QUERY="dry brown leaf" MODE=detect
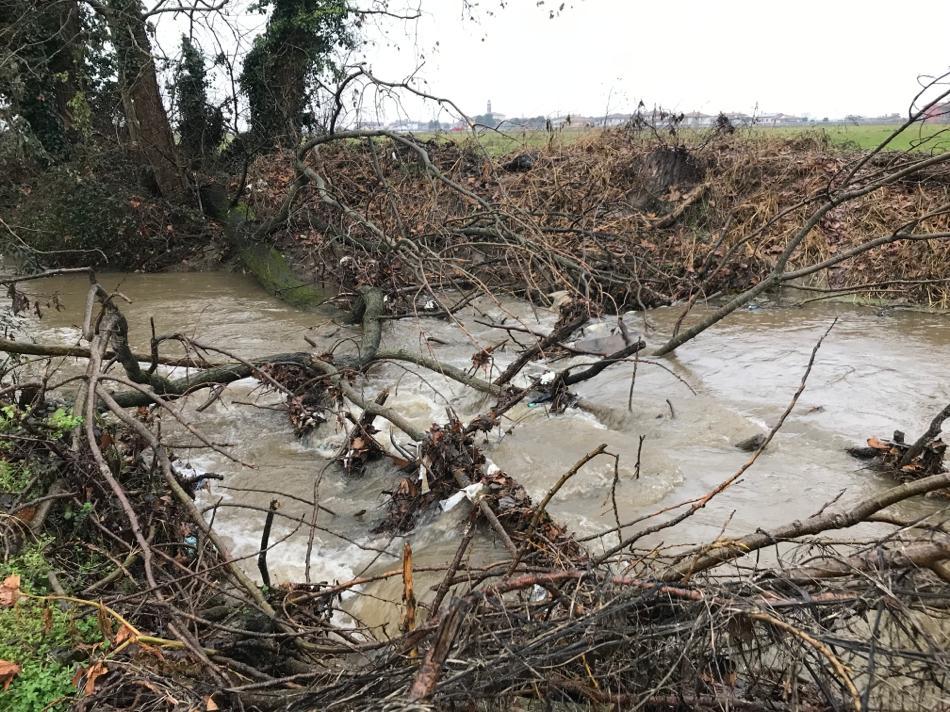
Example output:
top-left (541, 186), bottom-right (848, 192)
top-left (385, 453), bottom-right (410, 468)
top-left (867, 437), bottom-right (889, 450)
top-left (206, 695), bottom-right (220, 711)
top-left (114, 625), bottom-right (135, 645)
top-left (0, 575), bottom-right (21, 607)
top-left (96, 605), bottom-right (114, 640)
top-left (0, 660), bottom-right (20, 691)
top-left (12, 506), bottom-right (36, 524)
top-left (81, 661), bottom-right (109, 696)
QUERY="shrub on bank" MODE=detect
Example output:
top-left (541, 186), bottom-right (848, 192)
top-left (7, 151), bottom-right (216, 272)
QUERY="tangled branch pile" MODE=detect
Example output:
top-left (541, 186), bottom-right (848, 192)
top-left (243, 128), bottom-right (950, 312)
top-left (0, 267), bottom-right (948, 710)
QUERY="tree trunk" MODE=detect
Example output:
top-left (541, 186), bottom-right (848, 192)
top-left (104, 0), bottom-right (184, 198)
top-left (48, 0), bottom-right (83, 137)
top-left (1, 0), bottom-right (84, 159)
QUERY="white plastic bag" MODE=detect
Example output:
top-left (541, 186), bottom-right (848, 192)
top-left (439, 482), bottom-right (485, 512)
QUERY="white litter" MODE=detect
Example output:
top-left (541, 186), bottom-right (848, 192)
top-left (539, 371), bottom-right (556, 385)
top-left (418, 455), bottom-right (431, 494)
top-left (439, 482), bottom-right (484, 512)
top-left (485, 462), bottom-right (501, 476)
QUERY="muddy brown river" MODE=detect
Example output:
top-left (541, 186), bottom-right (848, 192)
top-left (17, 271), bottom-right (950, 630)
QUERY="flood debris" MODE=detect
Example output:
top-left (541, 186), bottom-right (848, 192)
top-left (502, 151), bottom-right (537, 172)
top-left (850, 417), bottom-right (948, 493)
top-left (4, 112), bottom-right (950, 709)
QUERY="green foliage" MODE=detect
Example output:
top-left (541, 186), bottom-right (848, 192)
top-left (240, 0), bottom-right (354, 146)
top-left (2, 537), bottom-right (53, 590)
top-left (0, 460), bottom-right (31, 493)
top-left (0, 404), bottom-right (19, 426)
top-left (8, 158), bottom-right (213, 270)
top-left (62, 501), bottom-right (94, 525)
top-left (0, 589), bottom-right (104, 710)
top-left (174, 35), bottom-right (225, 165)
top-left (0, 10), bottom-right (67, 159)
top-left (12, 168), bottom-right (142, 268)
top-left (0, 539), bottom-right (107, 710)
top-left (45, 408), bottom-right (82, 437)
top-left (66, 92), bottom-right (93, 141)
top-left (78, 8), bottom-right (121, 127)
top-left (0, 0), bottom-right (101, 161)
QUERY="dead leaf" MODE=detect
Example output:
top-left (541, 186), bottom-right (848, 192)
top-left (12, 506), bottom-right (36, 525)
top-left (79, 661), bottom-right (108, 696)
top-left (96, 605), bottom-right (114, 640)
top-left (0, 575), bottom-right (21, 607)
top-left (136, 642), bottom-right (166, 660)
top-left (206, 695), bottom-right (220, 711)
top-left (867, 437), bottom-right (889, 450)
top-left (0, 660), bottom-right (20, 690)
top-left (384, 453), bottom-right (410, 468)
top-left (114, 625), bottom-right (135, 645)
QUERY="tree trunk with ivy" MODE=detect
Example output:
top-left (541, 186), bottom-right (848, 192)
top-left (0, 0), bottom-right (84, 160)
top-left (240, 0), bottom-right (352, 148)
top-left (103, 0), bottom-right (184, 198)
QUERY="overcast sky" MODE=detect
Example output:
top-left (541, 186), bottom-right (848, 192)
top-left (156, 0), bottom-right (950, 122)
top-left (370, 0), bottom-right (950, 120)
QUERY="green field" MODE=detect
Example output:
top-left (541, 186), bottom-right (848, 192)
top-left (417, 123), bottom-right (950, 157)
top-left (763, 123), bottom-right (950, 151)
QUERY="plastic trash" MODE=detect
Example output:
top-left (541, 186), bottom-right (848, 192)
top-left (530, 584), bottom-right (548, 602)
top-left (418, 459), bottom-right (431, 494)
top-left (439, 482), bottom-right (485, 512)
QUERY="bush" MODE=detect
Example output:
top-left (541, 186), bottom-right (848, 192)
top-left (0, 542), bottom-right (105, 711)
top-left (8, 156), bottom-right (214, 271)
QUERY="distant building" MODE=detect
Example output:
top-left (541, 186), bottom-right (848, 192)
top-left (550, 115), bottom-right (594, 128)
top-left (599, 113), bottom-right (631, 127)
top-left (753, 113), bottom-right (810, 126)
top-left (386, 119), bottom-right (428, 132)
top-left (475, 100), bottom-right (506, 126)
top-left (725, 112), bottom-right (754, 126)
top-left (681, 112), bottom-right (715, 128)
top-left (924, 103), bottom-right (950, 123)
